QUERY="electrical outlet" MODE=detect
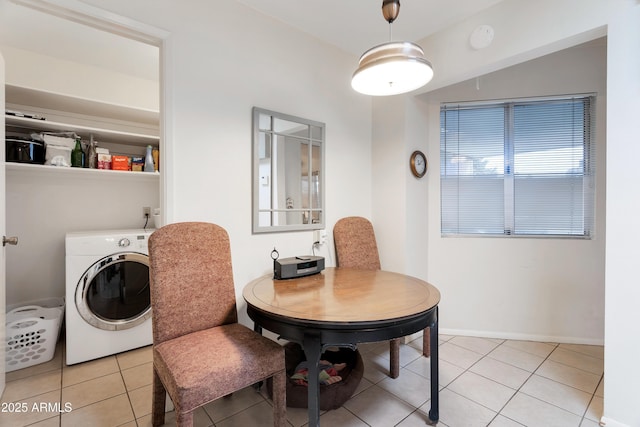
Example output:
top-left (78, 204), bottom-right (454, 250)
top-left (143, 206), bottom-right (151, 218)
top-left (314, 229), bottom-right (327, 245)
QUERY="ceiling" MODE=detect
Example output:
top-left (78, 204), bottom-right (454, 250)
top-left (0, 0), bottom-right (505, 83)
top-left (235, 0), bottom-right (505, 56)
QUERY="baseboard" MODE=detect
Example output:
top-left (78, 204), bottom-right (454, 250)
top-left (438, 328), bottom-right (604, 346)
top-left (600, 416), bottom-right (631, 427)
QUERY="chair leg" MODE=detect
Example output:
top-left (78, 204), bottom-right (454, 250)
top-left (176, 410), bottom-right (194, 427)
top-left (271, 369), bottom-right (287, 427)
top-left (389, 338), bottom-right (400, 379)
top-left (152, 368), bottom-right (167, 427)
top-left (423, 327), bottom-right (431, 357)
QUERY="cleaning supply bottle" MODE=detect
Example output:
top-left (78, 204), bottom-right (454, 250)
top-left (144, 145), bottom-right (155, 172)
top-left (86, 135), bottom-right (97, 168)
top-left (71, 137), bottom-right (83, 167)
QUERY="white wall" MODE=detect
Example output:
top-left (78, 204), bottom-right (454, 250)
top-left (79, 0), bottom-right (373, 326)
top-left (0, 43), bottom-right (161, 306)
top-left (421, 41), bottom-right (606, 344)
top-left (0, 45), bottom-right (158, 112)
top-left (5, 170), bottom-right (159, 304)
top-left (603, 2), bottom-right (640, 426)
top-left (369, 0), bottom-right (638, 425)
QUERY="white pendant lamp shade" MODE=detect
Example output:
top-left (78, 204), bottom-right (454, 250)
top-left (352, 0), bottom-right (433, 96)
top-left (351, 41), bottom-right (434, 96)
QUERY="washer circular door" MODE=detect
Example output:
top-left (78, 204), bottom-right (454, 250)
top-left (76, 252), bottom-right (151, 331)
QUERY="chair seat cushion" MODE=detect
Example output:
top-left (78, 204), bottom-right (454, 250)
top-left (154, 323), bottom-right (284, 412)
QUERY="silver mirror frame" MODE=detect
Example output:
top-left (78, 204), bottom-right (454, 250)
top-left (252, 107), bottom-right (326, 234)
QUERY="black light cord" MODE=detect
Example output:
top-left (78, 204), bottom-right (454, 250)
top-left (143, 213), bottom-right (149, 230)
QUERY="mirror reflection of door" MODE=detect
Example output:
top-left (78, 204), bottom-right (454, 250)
top-left (253, 108), bottom-right (325, 233)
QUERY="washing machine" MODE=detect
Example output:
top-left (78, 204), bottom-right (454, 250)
top-left (65, 229), bottom-right (154, 365)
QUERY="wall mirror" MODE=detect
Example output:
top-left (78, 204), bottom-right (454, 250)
top-left (252, 107), bottom-right (325, 233)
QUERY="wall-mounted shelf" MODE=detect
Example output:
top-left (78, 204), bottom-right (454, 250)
top-left (5, 114), bottom-right (159, 147)
top-left (5, 84), bottom-right (160, 147)
top-left (5, 162), bottom-right (160, 181)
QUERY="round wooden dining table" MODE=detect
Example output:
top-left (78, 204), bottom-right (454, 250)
top-left (243, 267), bottom-right (441, 427)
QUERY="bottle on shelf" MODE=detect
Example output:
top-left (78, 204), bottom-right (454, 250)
top-left (144, 145), bottom-right (155, 173)
top-left (152, 147), bottom-right (159, 172)
top-left (86, 135), bottom-right (97, 169)
top-left (71, 137), bottom-right (83, 168)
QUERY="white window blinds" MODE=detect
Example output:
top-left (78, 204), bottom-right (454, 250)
top-left (440, 95), bottom-right (595, 237)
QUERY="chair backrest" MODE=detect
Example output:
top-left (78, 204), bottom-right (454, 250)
top-left (333, 216), bottom-right (381, 271)
top-left (148, 222), bottom-right (238, 344)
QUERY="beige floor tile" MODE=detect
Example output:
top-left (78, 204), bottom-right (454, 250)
top-left (488, 414), bottom-right (525, 426)
top-left (558, 343), bottom-right (604, 360)
top-left (535, 359), bottom-right (601, 394)
top-left (469, 356), bottom-right (531, 390)
top-left (26, 415), bottom-right (62, 427)
top-left (503, 340), bottom-right (557, 358)
top-left (405, 354), bottom-right (465, 387)
top-left (203, 385), bottom-right (267, 422)
top-left (585, 395), bottom-right (603, 422)
top-left (61, 372), bottom-right (126, 410)
top-left (318, 406), bottom-right (368, 426)
top-left (398, 342), bottom-right (425, 367)
top-left (61, 393), bottom-right (135, 427)
top-left (437, 388), bottom-right (497, 427)
top-left (128, 383), bottom-right (152, 419)
top-left (137, 407), bottom-right (213, 427)
top-left (215, 400), bottom-right (278, 427)
top-left (2, 369), bottom-right (61, 402)
top-left (343, 385), bottom-right (415, 427)
top-left (581, 418), bottom-right (601, 427)
top-left (549, 347), bottom-right (604, 375)
top-left (12, 334), bottom-right (607, 427)
top-left (357, 341), bottom-right (388, 355)
top-left (501, 392), bottom-right (582, 427)
top-left (0, 390), bottom-right (61, 427)
top-left (447, 371), bottom-right (516, 412)
top-left (352, 376), bottom-right (374, 397)
top-left (116, 345), bottom-right (153, 370)
top-left (284, 404), bottom-right (318, 427)
top-left (361, 351), bottom-right (393, 384)
top-left (520, 374), bottom-right (591, 416)
top-left (438, 342), bottom-right (484, 370)
top-left (121, 361), bottom-right (153, 391)
top-left (449, 336), bottom-right (501, 356)
top-left (488, 344), bottom-right (546, 372)
top-left (62, 355), bottom-right (119, 387)
top-left (396, 407), bottom-right (443, 427)
top-left (595, 377), bottom-right (604, 397)
top-left (378, 367), bottom-right (432, 408)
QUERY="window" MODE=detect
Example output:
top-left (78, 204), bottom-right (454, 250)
top-left (440, 95), bottom-right (595, 238)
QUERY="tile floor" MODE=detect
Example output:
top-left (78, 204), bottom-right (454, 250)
top-left (0, 334), bottom-right (603, 426)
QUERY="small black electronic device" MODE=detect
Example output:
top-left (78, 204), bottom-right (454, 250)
top-left (274, 255), bottom-right (325, 280)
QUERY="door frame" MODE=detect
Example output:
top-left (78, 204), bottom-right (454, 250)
top-left (11, 0), bottom-right (173, 225)
top-left (1, 0), bottom-right (172, 394)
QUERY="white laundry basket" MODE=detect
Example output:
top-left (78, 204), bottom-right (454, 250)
top-left (5, 298), bottom-right (64, 372)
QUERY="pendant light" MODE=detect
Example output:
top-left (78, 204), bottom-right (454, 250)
top-left (352, 0), bottom-right (434, 96)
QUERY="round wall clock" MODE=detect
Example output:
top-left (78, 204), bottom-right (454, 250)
top-left (410, 150), bottom-right (427, 178)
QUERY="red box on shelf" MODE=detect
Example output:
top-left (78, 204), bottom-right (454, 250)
top-left (111, 155), bottom-right (130, 171)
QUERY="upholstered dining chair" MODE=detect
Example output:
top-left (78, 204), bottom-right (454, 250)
top-left (333, 216), bottom-right (431, 379)
top-left (148, 222), bottom-right (286, 427)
